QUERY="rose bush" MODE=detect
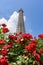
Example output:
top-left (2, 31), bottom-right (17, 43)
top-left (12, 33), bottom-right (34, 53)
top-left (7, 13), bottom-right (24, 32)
top-left (0, 23), bottom-right (43, 65)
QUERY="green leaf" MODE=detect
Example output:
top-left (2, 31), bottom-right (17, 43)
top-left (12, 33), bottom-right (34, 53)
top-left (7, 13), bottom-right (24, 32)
top-left (40, 54), bottom-right (43, 60)
top-left (11, 63), bottom-right (17, 65)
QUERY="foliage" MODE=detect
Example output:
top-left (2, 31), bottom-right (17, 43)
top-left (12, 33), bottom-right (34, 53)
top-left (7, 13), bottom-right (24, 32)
top-left (0, 23), bottom-right (43, 65)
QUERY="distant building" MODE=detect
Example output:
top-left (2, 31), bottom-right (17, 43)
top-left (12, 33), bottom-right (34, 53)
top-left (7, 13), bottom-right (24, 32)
top-left (16, 8), bottom-right (25, 33)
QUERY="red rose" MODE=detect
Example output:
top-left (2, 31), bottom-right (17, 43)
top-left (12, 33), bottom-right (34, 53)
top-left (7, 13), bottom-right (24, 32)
top-left (22, 33), bottom-right (33, 39)
top-left (8, 42), bottom-right (13, 45)
top-left (9, 35), bottom-right (17, 40)
top-left (2, 46), bottom-right (7, 50)
top-left (35, 53), bottom-right (40, 61)
top-left (1, 49), bottom-right (8, 56)
top-left (17, 37), bottom-right (26, 43)
top-left (15, 33), bottom-right (19, 36)
top-left (30, 39), bottom-right (36, 43)
top-left (25, 43), bottom-right (36, 52)
top-left (38, 34), bottom-right (43, 39)
top-left (2, 28), bottom-right (9, 33)
top-left (3, 45), bottom-right (12, 50)
top-left (2, 23), bottom-right (6, 27)
top-left (32, 50), bottom-right (40, 61)
top-left (6, 45), bottom-right (12, 49)
top-left (40, 48), bottom-right (43, 54)
top-left (0, 56), bottom-right (10, 65)
top-left (0, 39), bottom-right (5, 45)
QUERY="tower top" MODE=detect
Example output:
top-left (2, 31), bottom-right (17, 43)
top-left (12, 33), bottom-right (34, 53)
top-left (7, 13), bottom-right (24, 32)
top-left (18, 8), bottom-right (24, 13)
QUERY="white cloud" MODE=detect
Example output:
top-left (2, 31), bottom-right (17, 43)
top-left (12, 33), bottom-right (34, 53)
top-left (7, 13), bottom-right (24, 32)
top-left (24, 16), bottom-right (26, 22)
top-left (7, 11), bottom-right (19, 33)
top-left (0, 11), bottom-right (26, 33)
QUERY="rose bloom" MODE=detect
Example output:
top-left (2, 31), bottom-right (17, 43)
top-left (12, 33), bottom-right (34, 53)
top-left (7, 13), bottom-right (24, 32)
top-left (7, 42), bottom-right (13, 45)
top-left (7, 45), bottom-right (12, 49)
top-left (35, 53), bottom-right (40, 61)
top-left (30, 39), bottom-right (36, 43)
top-left (32, 50), bottom-right (40, 61)
top-left (0, 56), bottom-right (10, 65)
top-left (38, 34), bottom-right (43, 39)
top-left (25, 43), bottom-right (36, 52)
top-left (1, 49), bottom-right (8, 56)
top-left (17, 37), bottom-right (26, 43)
top-left (15, 33), bottom-right (19, 36)
top-left (3, 45), bottom-right (12, 50)
top-left (1, 23), bottom-right (6, 27)
top-left (22, 33), bottom-right (33, 40)
top-left (0, 39), bottom-right (5, 45)
top-left (9, 35), bottom-right (17, 40)
top-left (2, 28), bottom-right (9, 33)
top-left (40, 48), bottom-right (43, 54)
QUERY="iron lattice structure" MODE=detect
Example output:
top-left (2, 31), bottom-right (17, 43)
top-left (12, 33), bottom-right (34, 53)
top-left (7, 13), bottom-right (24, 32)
top-left (16, 8), bottom-right (25, 33)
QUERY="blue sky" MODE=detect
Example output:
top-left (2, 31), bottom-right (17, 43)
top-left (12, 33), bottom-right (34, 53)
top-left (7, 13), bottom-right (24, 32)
top-left (0, 0), bottom-right (43, 37)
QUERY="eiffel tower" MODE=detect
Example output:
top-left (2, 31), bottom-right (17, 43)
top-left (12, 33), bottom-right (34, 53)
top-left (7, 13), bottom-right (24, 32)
top-left (16, 8), bottom-right (25, 33)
